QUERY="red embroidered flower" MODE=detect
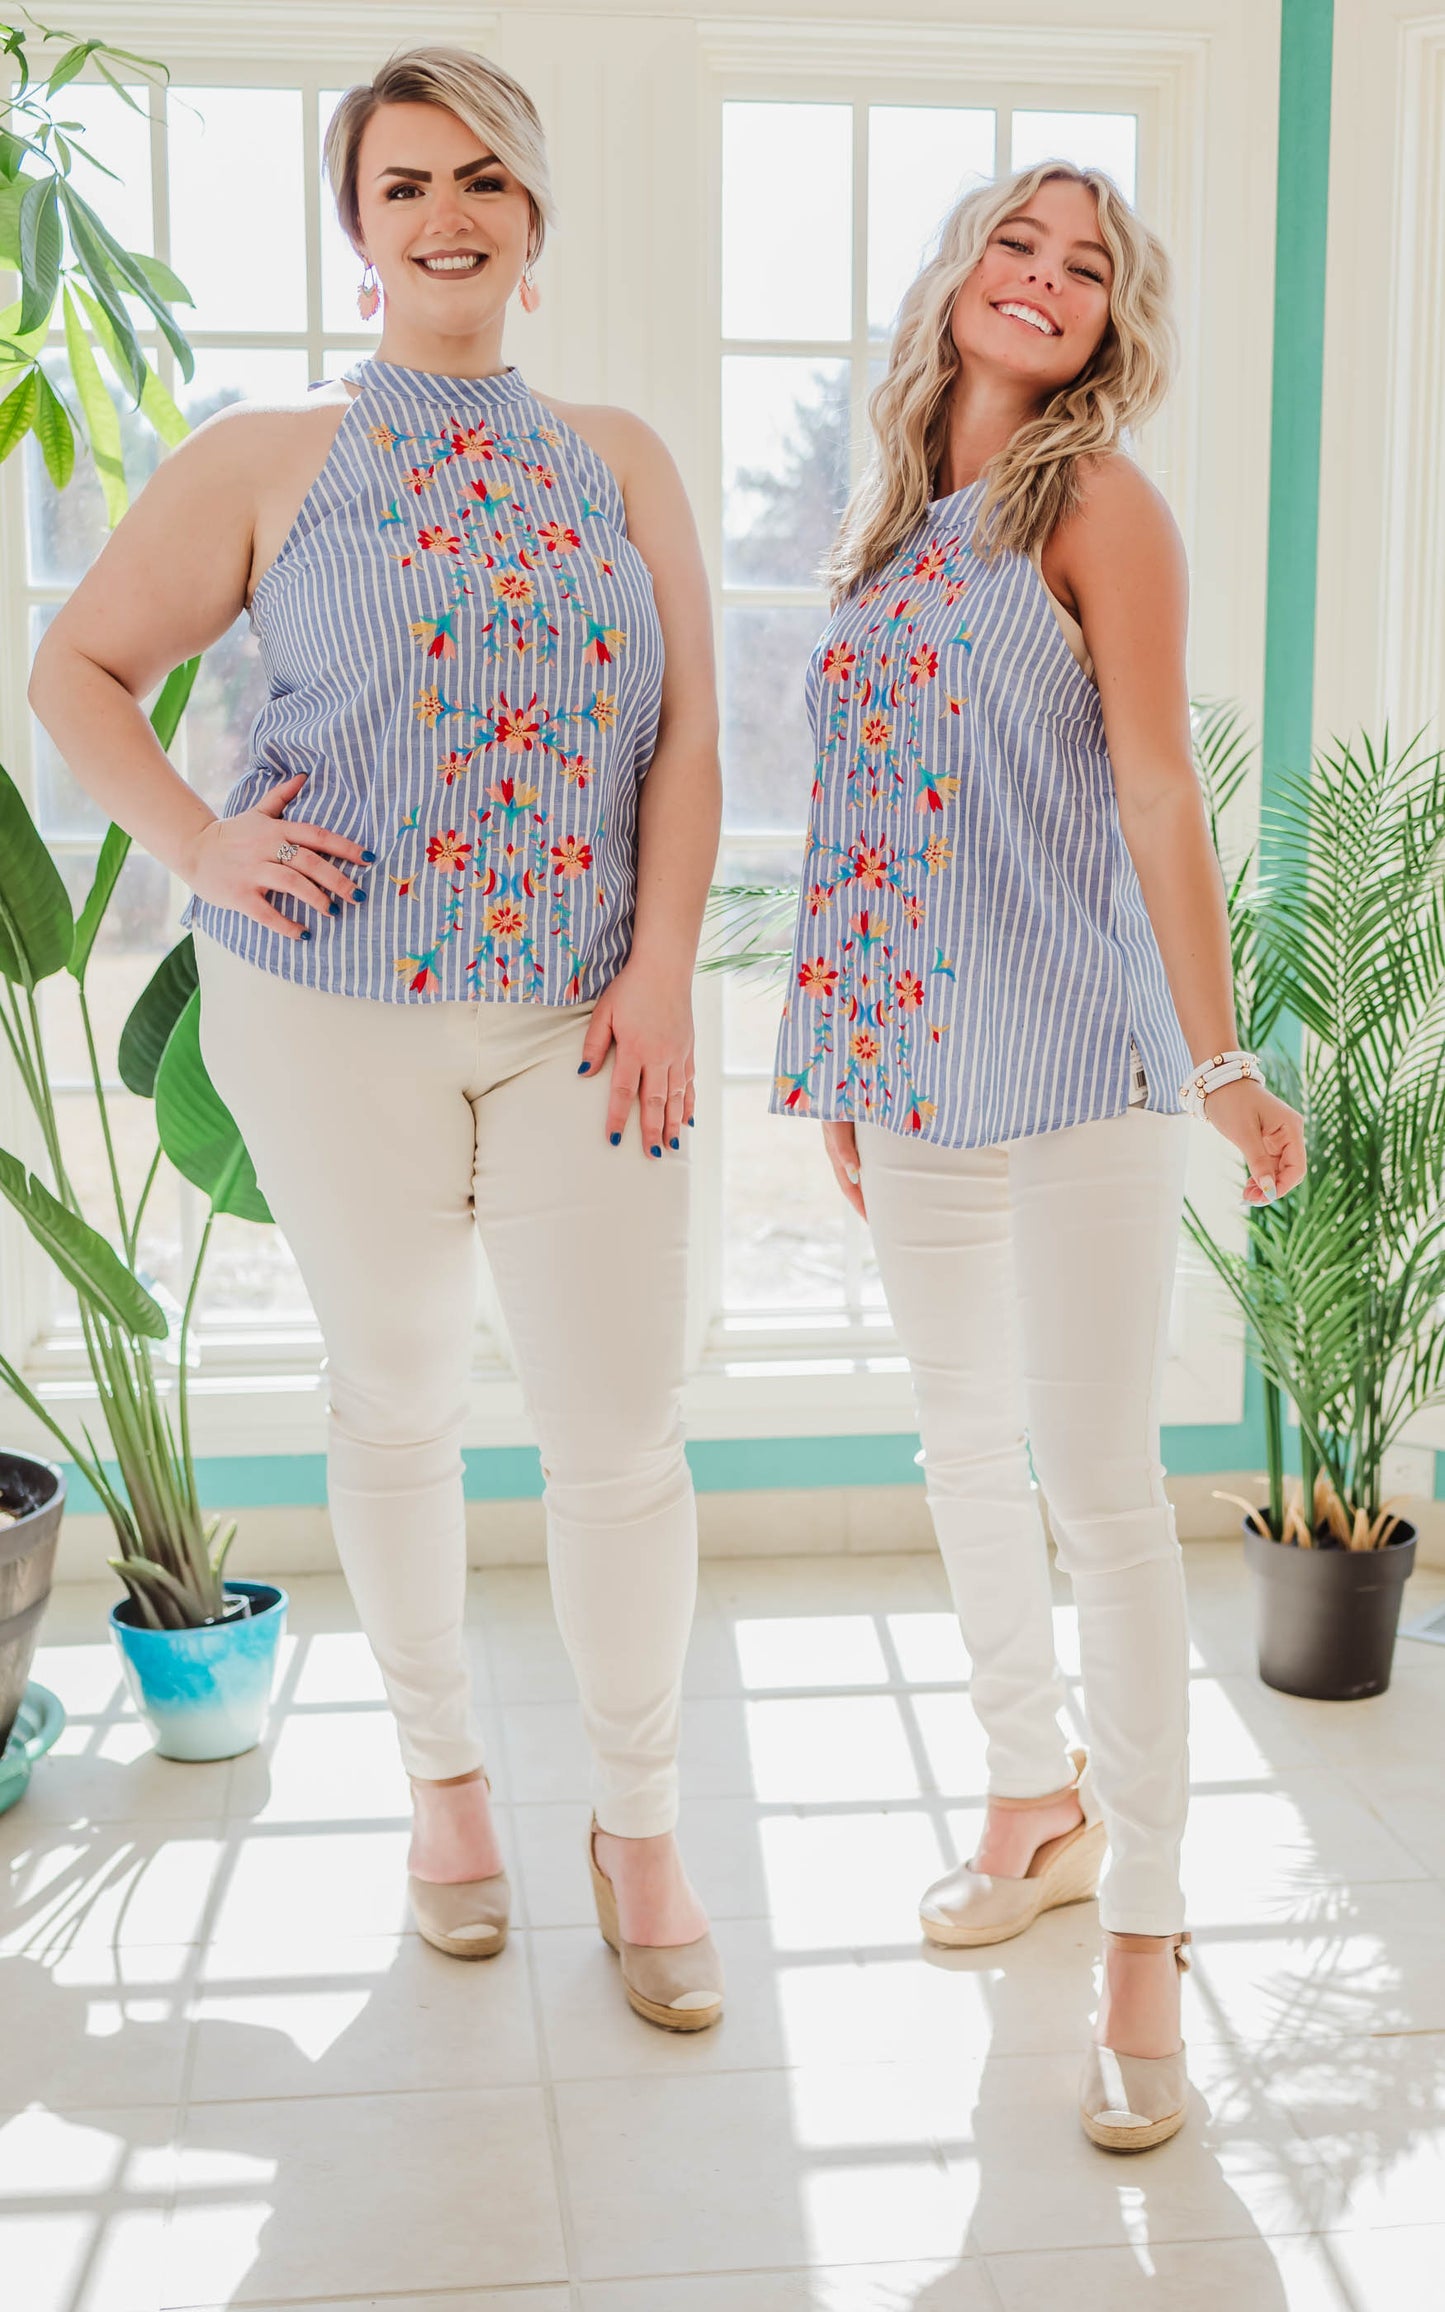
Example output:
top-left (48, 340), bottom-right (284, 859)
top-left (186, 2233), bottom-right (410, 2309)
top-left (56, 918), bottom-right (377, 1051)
top-left (538, 521), bottom-right (581, 554)
top-left (403, 466), bottom-right (435, 495)
top-left (797, 958), bottom-right (839, 998)
top-left (850, 1028), bottom-right (881, 1065)
top-left (427, 830), bottom-right (473, 872)
top-left (550, 835), bottom-right (593, 880)
top-left (902, 893), bottom-right (926, 929)
top-left (452, 423), bottom-right (498, 459)
top-left (895, 970), bottom-right (925, 1010)
top-left (821, 642), bottom-right (857, 684)
top-left (436, 751), bottom-right (474, 785)
top-left (849, 845), bottom-right (890, 889)
top-left (805, 882), bottom-right (834, 917)
top-left (908, 646), bottom-right (938, 685)
top-left (494, 696), bottom-right (543, 752)
top-left (417, 526), bottom-right (461, 556)
top-left (485, 900), bottom-right (526, 938)
top-left (557, 753), bottom-right (594, 788)
top-left (860, 713), bottom-right (892, 751)
top-left (911, 544), bottom-right (947, 582)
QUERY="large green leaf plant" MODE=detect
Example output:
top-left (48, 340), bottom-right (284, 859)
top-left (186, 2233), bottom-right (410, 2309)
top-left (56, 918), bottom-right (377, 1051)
top-left (0, 21), bottom-right (271, 1628)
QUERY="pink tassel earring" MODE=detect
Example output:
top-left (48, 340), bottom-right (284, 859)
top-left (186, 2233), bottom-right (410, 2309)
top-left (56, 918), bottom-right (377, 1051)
top-left (519, 264), bottom-right (540, 314)
top-left (357, 262), bottom-right (380, 321)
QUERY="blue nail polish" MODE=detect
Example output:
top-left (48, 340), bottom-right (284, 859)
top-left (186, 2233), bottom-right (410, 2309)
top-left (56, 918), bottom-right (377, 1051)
top-left (577, 1061), bottom-right (591, 1075)
top-left (361, 849), bottom-right (377, 864)
top-left (609, 1131), bottom-right (622, 1146)
top-left (298, 928), bottom-right (311, 942)
top-left (328, 899), bottom-right (341, 916)
top-left (687, 1115), bottom-right (695, 1127)
top-left (669, 1137), bottom-right (680, 1150)
top-left (650, 1144), bottom-right (662, 1158)
top-left (353, 887), bottom-right (367, 902)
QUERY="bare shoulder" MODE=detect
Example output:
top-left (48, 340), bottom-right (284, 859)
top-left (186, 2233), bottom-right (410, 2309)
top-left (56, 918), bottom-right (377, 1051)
top-left (152, 383), bottom-right (355, 490)
top-left (1061, 451), bottom-right (1182, 559)
top-left (529, 390), bottom-right (673, 493)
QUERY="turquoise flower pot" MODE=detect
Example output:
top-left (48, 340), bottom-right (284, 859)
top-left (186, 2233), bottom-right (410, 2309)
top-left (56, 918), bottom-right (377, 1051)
top-left (109, 1579), bottom-right (287, 1760)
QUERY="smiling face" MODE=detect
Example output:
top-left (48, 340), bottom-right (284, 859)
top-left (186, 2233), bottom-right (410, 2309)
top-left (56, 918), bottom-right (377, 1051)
top-left (351, 99), bottom-right (535, 330)
top-left (948, 175), bottom-right (1115, 403)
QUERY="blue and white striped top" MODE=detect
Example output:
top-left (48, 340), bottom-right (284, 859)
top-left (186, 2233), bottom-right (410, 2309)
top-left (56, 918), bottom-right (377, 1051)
top-left (185, 357), bottom-right (665, 1003)
top-left (771, 477), bottom-right (1193, 1147)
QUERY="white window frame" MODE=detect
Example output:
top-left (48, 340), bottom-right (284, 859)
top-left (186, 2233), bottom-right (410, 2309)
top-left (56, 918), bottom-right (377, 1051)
top-left (0, 3), bottom-right (1257, 1461)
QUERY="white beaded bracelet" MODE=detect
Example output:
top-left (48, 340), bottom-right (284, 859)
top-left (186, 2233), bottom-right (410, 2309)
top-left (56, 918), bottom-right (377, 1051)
top-left (1178, 1049), bottom-right (1266, 1119)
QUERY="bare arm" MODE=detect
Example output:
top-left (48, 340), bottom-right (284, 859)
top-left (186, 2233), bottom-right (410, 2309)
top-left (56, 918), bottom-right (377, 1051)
top-left (574, 409), bottom-right (723, 1153)
top-left (1055, 455), bottom-right (1305, 1202)
top-left (28, 407), bottom-right (363, 939)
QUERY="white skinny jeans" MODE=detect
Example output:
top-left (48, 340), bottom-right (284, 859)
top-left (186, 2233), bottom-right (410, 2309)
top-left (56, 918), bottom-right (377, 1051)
top-left (856, 1106), bottom-right (1192, 1933)
top-left (195, 932), bottom-right (698, 1835)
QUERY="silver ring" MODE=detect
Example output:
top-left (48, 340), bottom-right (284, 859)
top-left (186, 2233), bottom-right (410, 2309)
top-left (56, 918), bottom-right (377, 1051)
top-left (275, 839), bottom-right (298, 865)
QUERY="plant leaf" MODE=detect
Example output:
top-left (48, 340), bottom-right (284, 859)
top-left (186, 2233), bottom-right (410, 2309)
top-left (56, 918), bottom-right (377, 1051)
top-left (119, 935), bottom-right (197, 1095)
top-left (155, 992), bottom-right (273, 1223)
top-left (0, 1145), bottom-right (168, 1337)
top-left (30, 361), bottom-right (74, 489)
top-left (61, 282), bottom-right (125, 520)
top-left (72, 281), bottom-right (188, 445)
top-left (42, 41), bottom-right (97, 100)
top-left (0, 753), bottom-right (75, 984)
top-left (57, 189), bottom-right (145, 397)
top-left (0, 366), bottom-right (37, 460)
top-left (17, 173), bottom-right (60, 333)
top-left (57, 182), bottom-right (194, 382)
top-left (122, 250), bottom-right (193, 307)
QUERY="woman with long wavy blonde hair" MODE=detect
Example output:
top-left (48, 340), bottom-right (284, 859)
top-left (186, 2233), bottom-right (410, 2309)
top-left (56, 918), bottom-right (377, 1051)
top-left (773, 161), bottom-right (1306, 2148)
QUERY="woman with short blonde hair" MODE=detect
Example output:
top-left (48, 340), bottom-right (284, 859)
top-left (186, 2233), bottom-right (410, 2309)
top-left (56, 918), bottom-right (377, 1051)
top-left (774, 160), bottom-right (1306, 2147)
top-left (31, 43), bottom-right (726, 2031)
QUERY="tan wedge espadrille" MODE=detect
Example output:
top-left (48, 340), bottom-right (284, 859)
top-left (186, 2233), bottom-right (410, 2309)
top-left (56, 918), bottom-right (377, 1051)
top-left (407, 1772), bottom-right (511, 1959)
top-left (918, 1744), bottom-right (1106, 1948)
top-left (588, 1815), bottom-right (724, 2032)
top-left (1080, 1930), bottom-right (1193, 2150)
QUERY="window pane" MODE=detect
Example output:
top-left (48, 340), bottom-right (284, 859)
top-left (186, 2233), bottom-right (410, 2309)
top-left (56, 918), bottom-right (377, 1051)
top-left (25, 355), bottom-right (159, 586)
top-left (59, 82), bottom-right (153, 254)
top-left (179, 347), bottom-right (312, 425)
top-left (722, 103), bottom-right (852, 341)
top-left (723, 604), bottom-right (828, 832)
top-left (868, 107), bottom-right (995, 337)
top-left (167, 87), bottom-right (306, 331)
top-left (320, 90), bottom-right (384, 338)
top-left (200, 1216), bottom-right (312, 1321)
top-left (1011, 111), bottom-right (1138, 204)
top-left (723, 357), bottom-right (850, 587)
top-left (51, 1087), bottom-right (183, 1307)
top-left (183, 615), bottom-right (269, 815)
top-left (41, 850), bottom-right (175, 1082)
top-left (725, 1076), bottom-right (845, 1312)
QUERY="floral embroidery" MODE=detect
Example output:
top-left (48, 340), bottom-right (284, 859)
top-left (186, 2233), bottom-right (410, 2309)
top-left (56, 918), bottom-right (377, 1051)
top-left (356, 391), bottom-right (645, 999)
top-left (775, 520), bottom-right (975, 1132)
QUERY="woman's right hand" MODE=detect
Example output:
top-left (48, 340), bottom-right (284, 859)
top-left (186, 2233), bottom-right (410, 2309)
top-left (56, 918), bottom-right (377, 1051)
top-left (823, 1118), bottom-right (867, 1218)
top-left (182, 772), bottom-right (367, 941)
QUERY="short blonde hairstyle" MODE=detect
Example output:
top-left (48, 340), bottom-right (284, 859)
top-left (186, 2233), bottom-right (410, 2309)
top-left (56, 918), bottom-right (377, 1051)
top-left (825, 161), bottom-right (1177, 601)
top-left (323, 44), bottom-right (556, 269)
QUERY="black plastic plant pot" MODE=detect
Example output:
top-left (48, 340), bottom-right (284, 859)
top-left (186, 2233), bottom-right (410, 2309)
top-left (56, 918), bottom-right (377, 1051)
top-left (0, 1452), bottom-right (66, 1755)
top-left (1242, 1512), bottom-right (1417, 1700)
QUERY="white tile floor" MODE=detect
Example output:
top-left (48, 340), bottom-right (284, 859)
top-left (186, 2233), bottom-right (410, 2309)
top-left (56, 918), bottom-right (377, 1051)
top-left (5, 1540), bottom-right (1445, 2311)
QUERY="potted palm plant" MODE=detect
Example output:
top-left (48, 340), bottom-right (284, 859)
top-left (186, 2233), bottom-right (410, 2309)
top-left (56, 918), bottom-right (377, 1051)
top-left (1185, 720), bottom-right (1445, 1699)
top-left (0, 18), bottom-right (286, 1759)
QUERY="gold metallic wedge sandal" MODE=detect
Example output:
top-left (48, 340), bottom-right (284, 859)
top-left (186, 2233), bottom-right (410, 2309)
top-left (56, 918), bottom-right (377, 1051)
top-left (407, 1772), bottom-right (511, 1959)
top-left (1079, 1930), bottom-right (1193, 2151)
top-left (588, 1815), bottom-right (724, 2032)
top-left (919, 1744), bottom-right (1106, 1949)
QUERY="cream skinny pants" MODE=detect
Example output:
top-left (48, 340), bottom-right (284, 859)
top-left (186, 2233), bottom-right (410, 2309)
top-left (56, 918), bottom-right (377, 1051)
top-left (857, 1106), bottom-right (1193, 1932)
top-left (195, 932), bottom-right (697, 1835)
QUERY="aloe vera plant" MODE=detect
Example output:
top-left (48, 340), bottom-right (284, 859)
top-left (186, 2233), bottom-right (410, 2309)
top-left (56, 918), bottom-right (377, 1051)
top-left (0, 21), bottom-right (273, 1627)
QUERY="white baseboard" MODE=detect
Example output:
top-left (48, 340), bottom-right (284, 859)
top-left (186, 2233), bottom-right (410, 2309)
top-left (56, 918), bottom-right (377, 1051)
top-left (52, 1470), bottom-right (1442, 1583)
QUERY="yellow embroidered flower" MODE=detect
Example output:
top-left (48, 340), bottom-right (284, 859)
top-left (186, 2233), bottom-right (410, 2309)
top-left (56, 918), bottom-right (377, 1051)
top-left (366, 424), bottom-right (398, 449)
top-left (413, 689), bottom-right (446, 726)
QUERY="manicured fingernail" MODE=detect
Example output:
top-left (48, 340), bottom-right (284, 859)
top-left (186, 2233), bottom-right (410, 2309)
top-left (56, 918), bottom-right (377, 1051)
top-left (577, 1061), bottom-right (592, 1075)
top-left (361, 849), bottom-right (377, 864)
top-left (669, 1137), bottom-right (680, 1150)
top-left (609, 1131), bottom-right (621, 1146)
top-left (687, 1115), bottom-right (695, 1127)
top-left (845, 1167), bottom-right (860, 1184)
top-left (328, 900), bottom-right (341, 916)
top-left (1261, 1180), bottom-right (1277, 1201)
top-left (650, 1144), bottom-right (662, 1158)
top-left (298, 928), bottom-right (311, 942)
top-left (353, 888), bottom-right (367, 902)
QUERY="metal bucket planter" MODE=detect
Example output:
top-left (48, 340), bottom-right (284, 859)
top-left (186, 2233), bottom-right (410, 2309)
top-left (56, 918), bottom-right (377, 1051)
top-left (110, 1578), bottom-right (288, 1760)
top-left (1243, 1514), bottom-right (1417, 1699)
top-left (0, 1452), bottom-right (65, 1756)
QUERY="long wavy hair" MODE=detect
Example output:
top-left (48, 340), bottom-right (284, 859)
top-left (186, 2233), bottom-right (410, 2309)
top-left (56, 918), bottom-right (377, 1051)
top-left (824, 161), bottom-right (1177, 604)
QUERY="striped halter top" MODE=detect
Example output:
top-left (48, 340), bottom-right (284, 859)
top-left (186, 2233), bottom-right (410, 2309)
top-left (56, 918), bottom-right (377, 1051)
top-left (185, 356), bottom-right (665, 1003)
top-left (771, 477), bottom-right (1192, 1148)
